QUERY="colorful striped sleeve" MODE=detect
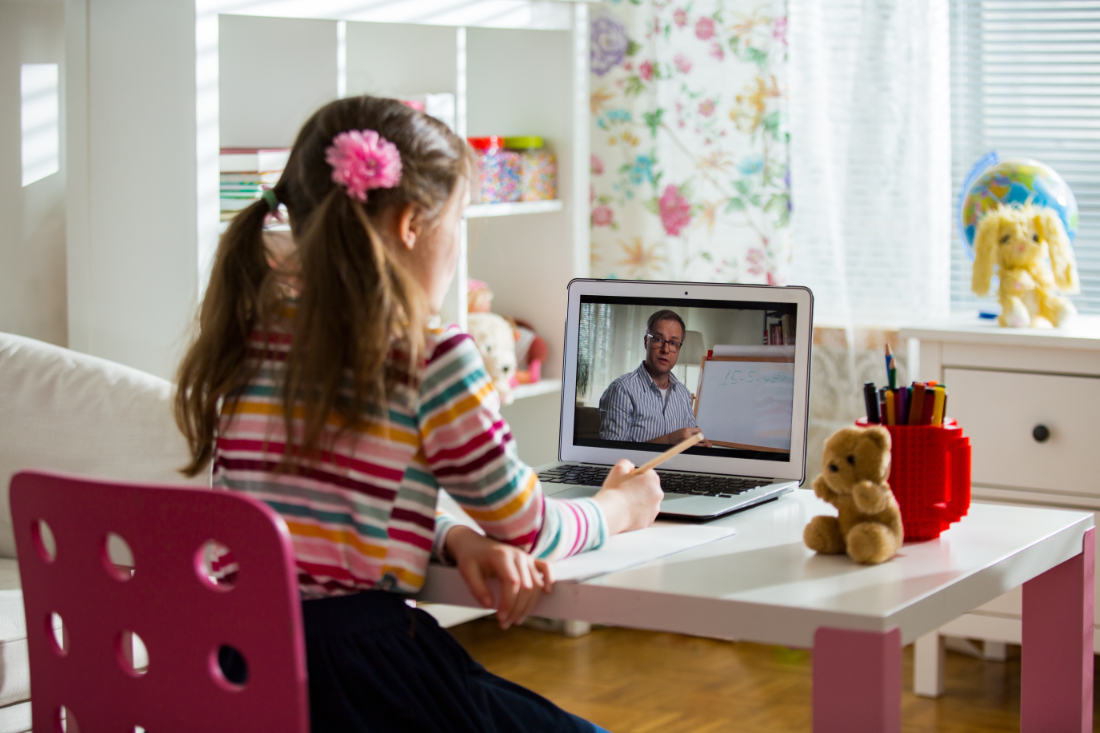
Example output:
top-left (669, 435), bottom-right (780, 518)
top-left (431, 511), bottom-right (465, 563)
top-left (419, 327), bottom-right (607, 562)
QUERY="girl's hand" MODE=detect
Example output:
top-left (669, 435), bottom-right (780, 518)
top-left (444, 526), bottom-right (553, 630)
top-left (592, 459), bottom-right (663, 535)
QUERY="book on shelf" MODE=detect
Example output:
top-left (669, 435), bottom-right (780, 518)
top-left (220, 204), bottom-right (290, 223)
top-left (220, 184), bottom-right (268, 195)
top-left (220, 147), bottom-right (291, 174)
top-left (219, 197), bottom-right (256, 212)
top-left (764, 312), bottom-right (794, 346)
top-left (220, 171), bottom-right (281, 185)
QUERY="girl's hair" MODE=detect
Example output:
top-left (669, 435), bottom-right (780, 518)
top-left (176, 96), bottom-right (474, 476)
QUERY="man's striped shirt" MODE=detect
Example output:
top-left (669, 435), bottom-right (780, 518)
top-left (597, 362), bottom-right (698, 442)
top-left (212, 318), bottom-right (607, 598)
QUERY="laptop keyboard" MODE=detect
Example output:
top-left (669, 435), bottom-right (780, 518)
top-left (537, 465), bottom-right (765, 498)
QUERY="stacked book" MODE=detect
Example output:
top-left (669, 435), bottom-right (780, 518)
top-left (220, 148), bottom-right (290, 220)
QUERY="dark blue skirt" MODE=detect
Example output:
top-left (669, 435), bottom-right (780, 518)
top-left (301, 590), bottom-right (602, 733)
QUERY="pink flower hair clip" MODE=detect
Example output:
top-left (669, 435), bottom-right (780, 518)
top-left (324, 129), bottom-right (402, 202)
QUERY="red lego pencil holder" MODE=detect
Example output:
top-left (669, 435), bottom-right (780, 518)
top-left (855, 418), bottom-right (972, 541)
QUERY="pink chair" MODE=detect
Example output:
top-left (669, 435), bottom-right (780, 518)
top-left (9, 470), bottom-right (308, 732)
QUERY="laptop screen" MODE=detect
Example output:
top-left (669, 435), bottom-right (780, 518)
top-left (559, 280), bottom-right (812, 481)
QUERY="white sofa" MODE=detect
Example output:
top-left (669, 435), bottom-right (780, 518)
top-left (0, 332), bottom-right (207, 731)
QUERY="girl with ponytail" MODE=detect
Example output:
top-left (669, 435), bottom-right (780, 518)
top-left (175, 96), bottom-right (660, 733)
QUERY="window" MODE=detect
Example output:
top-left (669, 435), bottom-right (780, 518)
top-left (20, 63), bottom-right (60, 187)
top-left (950, 1), bottom-right (1100, 313)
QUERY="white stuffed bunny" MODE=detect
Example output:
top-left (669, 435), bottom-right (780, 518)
top-left (466, 313), bottom-right (518, 405)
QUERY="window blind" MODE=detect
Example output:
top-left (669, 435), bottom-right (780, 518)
top-left (950, 0), bottom-right (1100, 314)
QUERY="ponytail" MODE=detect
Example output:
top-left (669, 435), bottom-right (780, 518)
top-left (284, 190), bottom-right (426, 461)
top-left (175, 198), bottom-right (275, 476)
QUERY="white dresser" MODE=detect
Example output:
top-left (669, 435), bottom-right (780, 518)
top-left (900, 315), bottom-right (1100, 697)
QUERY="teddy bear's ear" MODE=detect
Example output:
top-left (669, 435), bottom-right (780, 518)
top-left (971, 211), bottom-right (1002, 297)
top-left (858, 426), bottom-right (892, 481)
top-left (1036, 209), bottom-right (1080, 294)
top-left (862, 425), bottom-right (891, 452)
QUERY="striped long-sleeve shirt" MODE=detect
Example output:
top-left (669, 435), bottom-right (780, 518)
top-left (212, 316), bottom-right (608, 598)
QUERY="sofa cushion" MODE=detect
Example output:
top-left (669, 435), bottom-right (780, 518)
top-left (0, 559), bottom-right (27, 710)
top-left (0, 333), bottom-right (208, 558)
top-left (0, 702), bottom-right (29, 733)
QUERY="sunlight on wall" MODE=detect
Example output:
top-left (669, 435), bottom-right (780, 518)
top-left (337, 20), bottom-right (347, 98)
top-left (21, 63), bottom-right (59, 187)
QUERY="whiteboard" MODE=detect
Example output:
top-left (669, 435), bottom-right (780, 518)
top-left (694, 346), bottom-right (795, 452)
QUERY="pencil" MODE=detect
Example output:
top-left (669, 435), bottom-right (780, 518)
top-left (629, 432), bottom-right (705, 476)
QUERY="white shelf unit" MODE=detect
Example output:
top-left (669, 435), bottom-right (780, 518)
top-left (512, 378), bottom-right (562, 400)
top-left (66, 0), bottom-right (590, 466)
top-left (466, 199), bottom-right (564, 218)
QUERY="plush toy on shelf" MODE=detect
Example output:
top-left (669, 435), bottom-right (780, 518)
top-left (971, 203), bottom-right (1080, 328)
top-left (510, 318), bottom-right (548, 385)
top-left (467, 278), bottom-right (494, 315)
top-left (803, 425), bottom-right (903, 565)
top-left (466, 312), bottom-right (518, 405)
top-left (465, 278), bottom-right (549, 392)
top-left (961, 157), bottom-right (1080, 328)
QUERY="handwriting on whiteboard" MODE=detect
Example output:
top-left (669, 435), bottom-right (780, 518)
top-left (717, 369), bottom-right (790, 387)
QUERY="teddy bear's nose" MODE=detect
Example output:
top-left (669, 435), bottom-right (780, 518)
top-left (828, 464), bottom-right (838, 472)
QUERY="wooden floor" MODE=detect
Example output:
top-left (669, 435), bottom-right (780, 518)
top-left (451, 619), bottom-right (1100, 732)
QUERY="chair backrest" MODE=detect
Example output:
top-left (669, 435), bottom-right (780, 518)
top-left (10, 470), bottom-right (308, 733)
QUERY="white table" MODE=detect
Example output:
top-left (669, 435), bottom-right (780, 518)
top-left (418, 489), bottom-right (1095, 732)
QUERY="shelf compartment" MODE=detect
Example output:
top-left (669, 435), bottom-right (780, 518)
top-left (512, 378), bottom-right (562, 400)
top-left (217, 220), bottom-right (290, 235)
top-left (466, 200), bottom-right (563, 218)
top-left (216, 199), bottom-right (563, 233)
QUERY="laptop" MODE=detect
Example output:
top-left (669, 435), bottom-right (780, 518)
top-left (536, 279), bottom-right (814, 520)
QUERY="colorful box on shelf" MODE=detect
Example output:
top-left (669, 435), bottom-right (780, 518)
top-left (856, 417), bottom-right (972, 541)
top-left (468, 136), bottom-right (520, 203)
top-left (504, 136), bottom-right (556, 202)
top-left (467, 136), bottom-right (557, 204)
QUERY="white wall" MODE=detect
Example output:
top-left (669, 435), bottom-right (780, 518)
top-left (0, 0), bottom-right (66, 347)
top-left (219, 15), bottom-right (338, 149)
top-left (66, 0), bottom-right (199, 379)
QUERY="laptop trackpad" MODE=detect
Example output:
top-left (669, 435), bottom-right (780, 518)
top-left (543, 485), bottom-right (694, 505)
top-left (544, 485), bottom-right (600, 499)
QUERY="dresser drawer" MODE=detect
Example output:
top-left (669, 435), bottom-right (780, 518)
top-left (944, 368), bottom-right (1100, 495)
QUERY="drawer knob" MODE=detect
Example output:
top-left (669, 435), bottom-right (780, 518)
top-left (1032, 424), bottom-right (1051, 443)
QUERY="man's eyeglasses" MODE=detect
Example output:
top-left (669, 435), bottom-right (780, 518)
top-left (646, 334), bottom-right (683, 352)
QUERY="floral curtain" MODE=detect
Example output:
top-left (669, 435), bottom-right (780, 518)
top-left (588, 0), bottom-right (789, 284)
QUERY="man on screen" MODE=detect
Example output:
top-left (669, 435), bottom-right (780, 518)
top-left (598, 310), bottom-right (712, 447)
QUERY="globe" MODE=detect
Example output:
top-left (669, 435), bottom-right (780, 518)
top-left (959, 158), bottom-right (1078, 262)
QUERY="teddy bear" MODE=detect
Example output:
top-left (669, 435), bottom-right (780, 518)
top-left (803, 425), bottom-right (903, 565)
top-left (971, 202), bottom-right (1080, 328)
top-left (467, 312), bottom-right (518, 405)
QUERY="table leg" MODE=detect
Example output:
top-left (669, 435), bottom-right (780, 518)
top-left (813, 626), bottom-right (901, 733)
top-left (1021, 526), bottom-right (1094, 733)
top-left (913, 630), bottom-right (945, 698)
